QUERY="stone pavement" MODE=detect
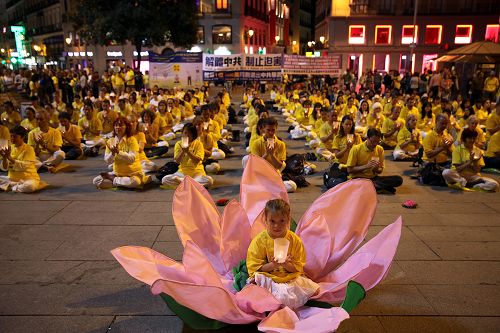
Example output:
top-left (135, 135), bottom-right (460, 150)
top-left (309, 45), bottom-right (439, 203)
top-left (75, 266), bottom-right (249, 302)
top-left (1, 90), bottom-right (500, 333)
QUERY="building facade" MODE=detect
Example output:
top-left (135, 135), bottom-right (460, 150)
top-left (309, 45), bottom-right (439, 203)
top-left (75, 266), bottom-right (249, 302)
top-left (0, 0), bottom-right (316, 72)
top-left (315, 0), bottom-right (499, 75)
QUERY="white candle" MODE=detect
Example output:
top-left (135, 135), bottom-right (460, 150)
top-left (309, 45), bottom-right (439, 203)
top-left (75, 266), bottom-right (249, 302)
top-left (274, 238), bottom-right (290, 264)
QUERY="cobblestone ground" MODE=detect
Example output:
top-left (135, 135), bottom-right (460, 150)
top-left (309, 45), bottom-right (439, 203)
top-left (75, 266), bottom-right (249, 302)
top-left (1, 87), bottom-right (499, 333)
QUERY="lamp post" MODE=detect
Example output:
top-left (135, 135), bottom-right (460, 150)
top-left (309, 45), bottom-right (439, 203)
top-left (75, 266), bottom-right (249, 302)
top-left (65, 36), bottom-right (72, 69)
top-left (246, 29), bottom-right (254, 54)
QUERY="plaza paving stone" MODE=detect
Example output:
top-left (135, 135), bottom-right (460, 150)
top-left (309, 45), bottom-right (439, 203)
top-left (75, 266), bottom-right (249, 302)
top-left (1, 88), bottom-right (499, 332)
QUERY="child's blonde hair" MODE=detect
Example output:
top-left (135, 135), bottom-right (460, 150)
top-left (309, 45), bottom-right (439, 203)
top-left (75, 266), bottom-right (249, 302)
top-left (264, 199), bottom-right (290, 218)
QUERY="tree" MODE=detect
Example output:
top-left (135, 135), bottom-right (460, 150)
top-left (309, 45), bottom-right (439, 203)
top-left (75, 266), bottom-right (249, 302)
top-left (71, 0), bottom-right (198, 68)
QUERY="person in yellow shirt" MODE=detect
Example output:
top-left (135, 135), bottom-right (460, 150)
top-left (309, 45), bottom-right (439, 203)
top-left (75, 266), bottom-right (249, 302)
top-left (475, 99), bottom-right (491, 126)
top-left (98, 99), bottom-right (118, 137)
top-left (20, 107), bottom-right (38, 132)
top-left (332, 115), bottom-right (362, 166)
top-left (247, 117), bottom-right (297, 193)
top-left (381, 106), bottom-right (403, 149)
top-left (485, 103), bottom-right (500, 139)
top-left (418, 102), bottom-right (435, 137)
top-left (72, 95), bottom-right (84, 115)
top-left (125, 66), bottom-right (135, 89)
top-left (0, 125), bottom-right (42, 193)
top-left (58, 112), bottom-right (83, 160)
top-left (129, 115), bottom-right (158, 173)
top-left (93, 116), bottom-right (149, 189)
top-left (193, 117), bottom-right (222, 174)
top-left (307, 105), bottom-right (328, 149)
top-left (316, 110), bottom-right (340, 161)
top-left (393, 114), bottom-right (422, 161)
top-left (422, 114), bottom-right (454, 166)
top-left (484, 131), bottom-right (499, 169)
top-left (78, 103), bottom-right (104, 156)
top-left (52, 92), bottom-right (66, 114)
top-left (161, 123), bottom-right (213, 188)
top-left (483, 71), bottom-right (499, 101)
top-left (28, 111), bottom-right (65, 172)
top-left (366, 102), bottom-right (384, 130)
top-left (342, 97), bottom-right (357, 119)
top-left (140, 110), bottom-right (169, 159)
top-left (346, 127), bottom-right (403, 194)
top-left (157, 100), bottom-right (175, 142)
top-left (442, 128), bottom-right (498, 191)
top-left (458, 115), bottom-right (485, 150)
top-left (355, 100), bottom-right (370, 135)
top-left (246, 199), bottom-right (319, 309)
top-left (400, 97), bottom-right (419, 123)
top-left (115, 98), bottom-right (133, 118)
top-left (1, 101), bottom-right (22, 130)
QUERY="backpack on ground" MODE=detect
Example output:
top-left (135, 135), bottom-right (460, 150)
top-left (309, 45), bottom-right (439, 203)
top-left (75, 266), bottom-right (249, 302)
top-left (417, 162), bottom-right (447, 186)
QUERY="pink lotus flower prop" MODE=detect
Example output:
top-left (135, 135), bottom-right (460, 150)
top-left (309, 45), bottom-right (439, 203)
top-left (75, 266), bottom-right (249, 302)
top-left (112, 155), bottom-right (402, 332)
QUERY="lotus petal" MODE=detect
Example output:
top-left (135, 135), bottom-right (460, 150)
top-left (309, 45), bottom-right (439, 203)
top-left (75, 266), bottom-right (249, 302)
top-left (313, 218), bottom-right (402, 303)
top-left (151, 279), bottom-right (263, 324)
top-left (296, 179), bottom-right (377, 280)
top-left (240, 155), bottom-right (288, 236)
top-left (220, 200), bottom-right (252, 274)
top-left (235, 284), bottom-right (282, 314)
top-left (173, 177), bottom-right (225, 273)
top-left (111, 246), bottom-right (191, 285)
top-left (257, 306), bottom-right (349, 333)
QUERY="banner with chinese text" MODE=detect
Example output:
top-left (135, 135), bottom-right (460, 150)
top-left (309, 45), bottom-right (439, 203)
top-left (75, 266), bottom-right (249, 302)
top-left (203, 54), bottom-right (282, 81)
top-left (283, 55), bottom-right (342, 76)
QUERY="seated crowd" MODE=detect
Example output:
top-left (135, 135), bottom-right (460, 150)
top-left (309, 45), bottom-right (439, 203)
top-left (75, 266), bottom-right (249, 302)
top-left (0, 68), bottom-right (499, 194)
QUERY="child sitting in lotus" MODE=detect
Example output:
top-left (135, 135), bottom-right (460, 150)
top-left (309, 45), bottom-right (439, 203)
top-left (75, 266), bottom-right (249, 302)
top-left (246, 199), bottom-right (319, 309)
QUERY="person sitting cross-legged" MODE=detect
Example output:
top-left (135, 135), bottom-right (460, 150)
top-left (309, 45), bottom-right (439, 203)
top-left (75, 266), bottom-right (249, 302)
top-left (346, 127), bottom-right (403, 194)
top-left (442, 128), bottom-right (498, 192)
top-left (393, 114), bottom-right (422, 161)
top-left (0, 125), bottom-right (43, 193)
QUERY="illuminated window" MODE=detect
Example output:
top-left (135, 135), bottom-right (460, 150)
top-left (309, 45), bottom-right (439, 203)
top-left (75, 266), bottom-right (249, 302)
top-left (212, 25), bottom-right (232, 44)
top-left (349, 25), bottom-right (365, 44)
top-left (196, 26), bottom-right (205, 44)
top-left (375, 25), bottom-right (392, 44)
top-left (425, 25), bottom-right (442, 45)
top-left (402, 25), bottom-right (418, 44)
top-left (455, 25), bottom-right (472, 44)
top-left (485, 24), bottom-right (499, 43)
top-left (215, 0), bottom-right (228, 10)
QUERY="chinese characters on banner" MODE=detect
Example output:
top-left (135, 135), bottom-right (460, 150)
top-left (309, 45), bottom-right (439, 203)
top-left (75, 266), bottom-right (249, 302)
top-left (282, 55), bottom-right (342, 76)
top-left (202, 54), bottom-right (282, 81)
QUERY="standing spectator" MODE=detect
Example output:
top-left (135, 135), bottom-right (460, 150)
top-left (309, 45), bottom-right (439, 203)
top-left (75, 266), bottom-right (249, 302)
top-left (470, 70), bottom-right (484, 103)
top-left (483, 71), bottom-right (499, 101)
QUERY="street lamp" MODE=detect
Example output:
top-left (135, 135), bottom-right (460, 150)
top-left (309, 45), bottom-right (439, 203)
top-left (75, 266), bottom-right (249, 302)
top-left (319, 36), bottom-right (325, 44)
top-left (246, 29), bottom-right (254, 54)
top-left (275, 35), bottom-right (280, 44)
top-left (65, 37), bottom-right (72, 45)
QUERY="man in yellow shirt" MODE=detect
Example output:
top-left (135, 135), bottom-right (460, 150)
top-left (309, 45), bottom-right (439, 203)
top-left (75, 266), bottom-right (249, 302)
top-left (58, 112), bottom-right (83, 160)
top-left (0, 125), bottom-right (41, 193)
top-left (423, 114), bottom-right (453, 167)
top-left (347, 128), bottom-right (403, 194)
top-left (248, 117), bottom-right (297, 193)
top-left (484, 131), bottom-right (499, 169)
top-left (1, 101), bottom-right (22, 130)
top-left (27, 111), bottom-right (65, 172)
top-left (393, 114), bottom-right (422, 161)
top-left (442, 128), bottom-right (498, 191)
top-left (381, 106), bottom-right (403, 149)
top-left (485, 103), bottom-right (500, 139)
top-left (483, 71), bottom-right (499, 101)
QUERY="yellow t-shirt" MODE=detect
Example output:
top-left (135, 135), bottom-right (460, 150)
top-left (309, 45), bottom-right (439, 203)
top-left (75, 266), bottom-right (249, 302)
top-left (1, 111), bottom-right (22, 128)
top-left (318, 122), bottom-right (334, 150)
top-left (485, 113), bottom-right (500, 138)
top-left (246, 230), bottom-right (306, 283)
top-left (199, 132), bottom-right (217, 157)
top-left (174, 139), bottom-right (206, 176)
top-left (332, 133), bottom-right (362, 164)
top-left (107, 136), bottom-right (143, 177)
top-left (399, 106), bottom-right (419, 123)
top-left (366, 113), bottom-right (384, 130)
top-left (208, 119), bottom-right (221, 141)
top-left (6, 143), bottom-right (40, 183)
top-left (28, 127), bottom-right (63, 154)
top-left (423, 130), bottom-right (454, 163)
top-left (476, 109), bottom-right (489, 125)
top-left (249, 136), bottom-right (286, 173)
top-left (396, 127), bottom-right (421, 153)
top-left (346, 142), bottom-right (385, 179)
top-left (133, 132), bottom-right (149, 162)
top-left (98, 110), bottom-right (118, 135)
top-left (20, 118), bottom-right (38, 132)
top-left (60, 124), bottom-right (82, 147)
top-left (0, 124), bottom-right (9, 141)
top-left (451, 144), bottom-right (484, 176)
top-left (485, 132), bottom-right (499, 158)
top-left (484, 76), bottom-right (499, 92)
top-left (78, 117), bottom-right (103, 140)
top-left (381, 117), bottom-right (403, 148)
top-left (418, 114), bottom-right (435, 133)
